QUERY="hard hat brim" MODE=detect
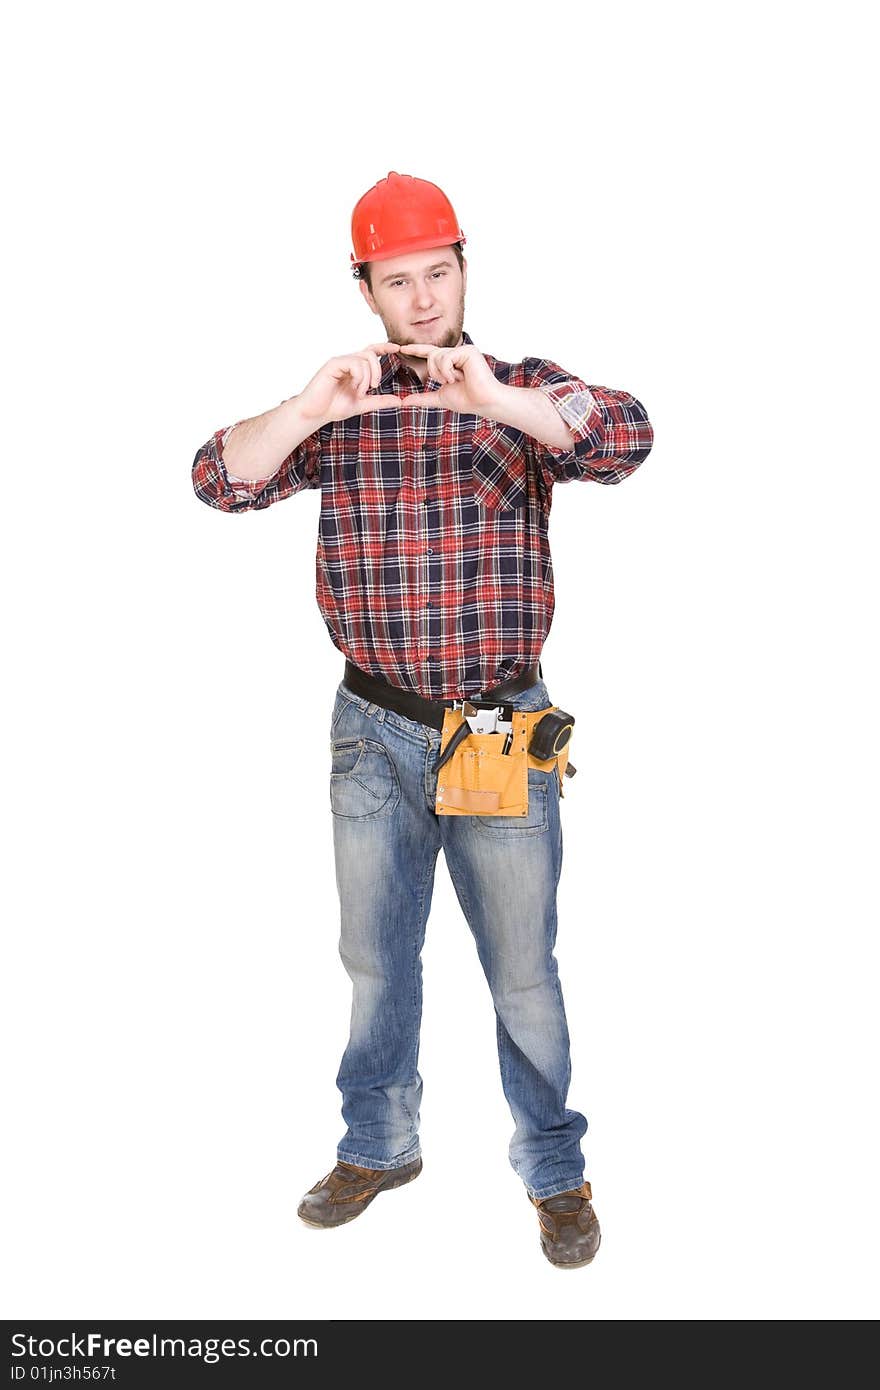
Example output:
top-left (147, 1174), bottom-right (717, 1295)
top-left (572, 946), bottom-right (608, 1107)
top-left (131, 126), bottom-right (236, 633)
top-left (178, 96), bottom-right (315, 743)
top-left (352, 231), bottom-right (466, 266)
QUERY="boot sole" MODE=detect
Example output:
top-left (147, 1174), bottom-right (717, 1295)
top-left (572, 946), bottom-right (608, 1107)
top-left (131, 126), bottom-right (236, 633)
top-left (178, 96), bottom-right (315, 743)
top-left (297, 1159), bottom-right (422, 1229)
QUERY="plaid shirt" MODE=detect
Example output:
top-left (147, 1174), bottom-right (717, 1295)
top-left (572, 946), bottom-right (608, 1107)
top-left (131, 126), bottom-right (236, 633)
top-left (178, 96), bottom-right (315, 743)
top-left (191, 330), bottom-right (653, 699)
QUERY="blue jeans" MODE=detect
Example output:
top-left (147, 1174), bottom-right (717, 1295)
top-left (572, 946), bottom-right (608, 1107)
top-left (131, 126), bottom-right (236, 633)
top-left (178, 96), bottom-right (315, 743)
top-left (328, 675), bottom-right (588, 1201)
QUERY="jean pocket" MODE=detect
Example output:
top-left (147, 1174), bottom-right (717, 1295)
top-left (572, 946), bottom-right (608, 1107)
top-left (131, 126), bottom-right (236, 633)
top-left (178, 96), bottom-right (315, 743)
top-left (470, 428), bottom-right (529, 511)
top-left (473, 767), bottom-right (549, 836)
top-left (330, 736), bottom-right (400, 820)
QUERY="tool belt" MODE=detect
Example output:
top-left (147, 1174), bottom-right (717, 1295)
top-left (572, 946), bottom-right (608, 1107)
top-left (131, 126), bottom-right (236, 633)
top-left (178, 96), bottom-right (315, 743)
top-left (341, 660), bottom-right (576, 818)
top-left (434, 705), bottom-right (572, 816)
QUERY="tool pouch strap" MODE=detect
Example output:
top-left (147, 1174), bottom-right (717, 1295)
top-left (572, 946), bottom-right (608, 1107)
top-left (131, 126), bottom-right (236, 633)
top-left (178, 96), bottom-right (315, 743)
top-left (434, 705), bottom-right (571, 817)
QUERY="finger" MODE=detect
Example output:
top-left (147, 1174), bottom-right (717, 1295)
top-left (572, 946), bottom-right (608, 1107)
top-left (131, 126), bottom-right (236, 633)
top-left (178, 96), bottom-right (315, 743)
top-left (397, 343), bottom-right (430, 355)
top-left (357, 349), bottom-right (378, 389)
top-left (364, 341), bottom-right (400, 351)
top-left (359, 349), bottom-right (380, 389)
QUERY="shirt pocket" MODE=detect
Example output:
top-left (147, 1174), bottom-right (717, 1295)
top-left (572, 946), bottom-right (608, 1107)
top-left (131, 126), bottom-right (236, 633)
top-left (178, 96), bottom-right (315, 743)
top-left (469, 425), bottom-right (529, 511)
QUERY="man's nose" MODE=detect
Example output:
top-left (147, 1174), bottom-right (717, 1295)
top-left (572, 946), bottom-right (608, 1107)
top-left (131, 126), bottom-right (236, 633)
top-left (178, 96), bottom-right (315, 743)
top-left (413, 283), bottom-right (436, 310)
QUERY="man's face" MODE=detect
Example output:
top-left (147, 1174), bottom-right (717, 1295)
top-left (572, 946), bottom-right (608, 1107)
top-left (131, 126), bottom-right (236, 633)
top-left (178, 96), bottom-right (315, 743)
top-left (359, 246), bottom-right (467, 375)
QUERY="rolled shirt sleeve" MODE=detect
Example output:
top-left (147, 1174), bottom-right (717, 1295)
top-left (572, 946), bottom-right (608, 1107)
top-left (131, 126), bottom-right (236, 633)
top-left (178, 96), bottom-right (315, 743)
top-left (524, 358), bottom-right (654, 487)
top-left (220, 424), bottom-right (280, 498)
top-left (191, 415), bottom-right (323, 514)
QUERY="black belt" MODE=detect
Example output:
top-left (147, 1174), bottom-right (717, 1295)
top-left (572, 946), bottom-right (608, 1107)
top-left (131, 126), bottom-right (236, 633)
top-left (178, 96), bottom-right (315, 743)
top-left (342, 659), bottom-right (544, 731)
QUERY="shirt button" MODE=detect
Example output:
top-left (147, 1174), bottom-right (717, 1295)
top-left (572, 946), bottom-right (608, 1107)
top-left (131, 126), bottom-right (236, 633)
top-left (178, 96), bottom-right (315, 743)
top-left (427, 547), bottom-right (434, 554)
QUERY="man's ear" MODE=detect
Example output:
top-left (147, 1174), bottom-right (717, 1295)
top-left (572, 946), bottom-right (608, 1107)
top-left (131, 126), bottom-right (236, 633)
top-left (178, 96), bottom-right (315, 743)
top-left (359, 280), bottom-right (377, 314)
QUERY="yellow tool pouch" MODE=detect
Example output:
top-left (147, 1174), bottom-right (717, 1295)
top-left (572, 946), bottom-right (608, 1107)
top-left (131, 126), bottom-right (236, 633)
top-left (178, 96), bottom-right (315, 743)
top-left (434, 706), bottom-right (572, 817)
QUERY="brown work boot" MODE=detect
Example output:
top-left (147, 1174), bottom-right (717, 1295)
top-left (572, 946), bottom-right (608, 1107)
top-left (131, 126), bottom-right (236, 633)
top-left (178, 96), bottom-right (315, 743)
top-left (297, 1156), bottom-right (422, 1229)
top-left (530, 1180), bottom-right (601, 1268)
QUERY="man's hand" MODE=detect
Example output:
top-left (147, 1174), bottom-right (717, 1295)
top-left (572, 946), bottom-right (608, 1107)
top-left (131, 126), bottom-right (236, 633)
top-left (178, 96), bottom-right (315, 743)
top-left (397, 342), bottom-right (502, 415)
top-left (297, 342), bottom-right (407, 425)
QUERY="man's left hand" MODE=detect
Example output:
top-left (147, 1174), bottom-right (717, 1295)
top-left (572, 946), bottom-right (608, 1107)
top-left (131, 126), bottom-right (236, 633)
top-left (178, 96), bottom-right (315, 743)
top-left (397, 342), bottom-right (501, 415)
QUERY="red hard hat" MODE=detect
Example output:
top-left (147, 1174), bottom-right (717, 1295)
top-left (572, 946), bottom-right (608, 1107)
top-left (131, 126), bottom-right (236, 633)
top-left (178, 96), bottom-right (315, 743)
top-left (350, 170), bottom-right (466, 278)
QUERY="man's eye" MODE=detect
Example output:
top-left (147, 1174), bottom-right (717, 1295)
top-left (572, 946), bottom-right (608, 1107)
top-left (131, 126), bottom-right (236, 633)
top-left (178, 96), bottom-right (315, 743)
top-left (391, 272), bottom-right (445, 288)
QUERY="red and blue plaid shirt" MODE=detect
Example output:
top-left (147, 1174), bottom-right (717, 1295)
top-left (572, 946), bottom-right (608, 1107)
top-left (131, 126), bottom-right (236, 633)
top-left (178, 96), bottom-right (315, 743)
top-left (191, 330), bottom-right (653, 699)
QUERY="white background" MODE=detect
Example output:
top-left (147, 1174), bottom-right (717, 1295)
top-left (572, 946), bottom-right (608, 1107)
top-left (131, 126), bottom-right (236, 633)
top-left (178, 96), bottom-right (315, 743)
top-left (3, 0), bottom-right (877, 1322)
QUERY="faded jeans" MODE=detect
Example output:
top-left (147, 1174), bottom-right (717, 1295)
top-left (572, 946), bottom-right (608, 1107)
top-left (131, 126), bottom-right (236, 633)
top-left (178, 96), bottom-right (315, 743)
top-left (328, 674), bottom-right (588, 1201)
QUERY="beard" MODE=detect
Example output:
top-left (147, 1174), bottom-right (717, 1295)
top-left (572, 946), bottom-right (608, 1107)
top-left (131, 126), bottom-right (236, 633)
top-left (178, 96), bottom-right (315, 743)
top-left (381, 289), bottom-right (466, 360)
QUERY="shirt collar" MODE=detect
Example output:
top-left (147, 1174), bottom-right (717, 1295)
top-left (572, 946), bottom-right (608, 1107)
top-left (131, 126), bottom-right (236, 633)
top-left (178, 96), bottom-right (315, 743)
top-left (379, 328), bottom-right (474, 391)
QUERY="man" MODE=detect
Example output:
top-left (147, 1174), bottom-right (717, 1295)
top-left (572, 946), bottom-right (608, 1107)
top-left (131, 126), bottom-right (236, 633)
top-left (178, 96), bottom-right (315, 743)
top-left (191, 171), bottom-right (653, 1268)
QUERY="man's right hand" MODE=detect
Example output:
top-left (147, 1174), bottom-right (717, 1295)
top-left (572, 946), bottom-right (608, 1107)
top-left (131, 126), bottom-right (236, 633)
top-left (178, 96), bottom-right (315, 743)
top-left (297, 343), bottom-right (406, 425)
